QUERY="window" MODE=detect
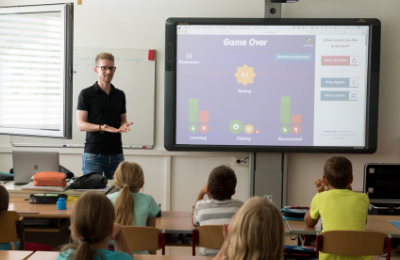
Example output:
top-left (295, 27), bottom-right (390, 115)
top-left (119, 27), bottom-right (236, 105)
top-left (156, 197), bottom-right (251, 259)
top-left (0, 4), bottom-right (73, 138)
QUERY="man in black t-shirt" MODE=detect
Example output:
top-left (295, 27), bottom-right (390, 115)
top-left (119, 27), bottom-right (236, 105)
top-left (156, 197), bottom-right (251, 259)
top-left (77, 53), bottom-right (133, 179)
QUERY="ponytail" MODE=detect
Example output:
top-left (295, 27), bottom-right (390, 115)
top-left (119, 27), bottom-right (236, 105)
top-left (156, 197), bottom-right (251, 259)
top-left (115, 185), bottom-right (135, 225)
top-left (114, 161), bottom-right (144, 226)
top-left (72, 240), bottom-right (94, 260)
top-left (60, 191), bottom-right (115, 260)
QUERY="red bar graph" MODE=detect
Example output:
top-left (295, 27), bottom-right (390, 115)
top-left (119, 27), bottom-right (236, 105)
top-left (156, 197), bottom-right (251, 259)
top-left (291, 115), bottom-right (301, 124)
top-left (199, 111), bottom-right (209, 123)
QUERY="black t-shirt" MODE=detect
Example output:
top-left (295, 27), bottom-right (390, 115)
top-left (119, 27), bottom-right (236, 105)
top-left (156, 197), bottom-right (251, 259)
top-left (77, 82), bottom-right (126, 154)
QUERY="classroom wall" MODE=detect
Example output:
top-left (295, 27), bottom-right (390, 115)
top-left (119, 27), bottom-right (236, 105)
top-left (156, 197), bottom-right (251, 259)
top-left (0, 0), bottom-right (261, 211)
top-left (0, 0), bottom-right (398, 209)
top-left (283, 0), bottom-right (400, 206)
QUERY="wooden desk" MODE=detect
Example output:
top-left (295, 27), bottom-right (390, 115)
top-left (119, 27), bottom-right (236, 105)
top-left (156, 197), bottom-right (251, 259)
top-left (24, 251), bottom-right (59, 260)
top-left (9, 198), bottom-right (73, 218)
top-left (0, 250), bottom-right (34, 260)
top-left (8, 203), bottom-right (286, 236)
top-left (9, 199), bottom-right (192, 233)
top-left (365, 221), bottom-right (400, 237)
top-left (4, 180), bottom-right (116, 198)
top-left (285, 219), bottom-right (321, 235)
top-left (368, 215), bottom-right (400, 221)
top-left (26, 251), bottom-right (213, 260)
top-left (156, 211), bottom-right (193, 233)
top-left (285, 216), bottom-right (400, 238)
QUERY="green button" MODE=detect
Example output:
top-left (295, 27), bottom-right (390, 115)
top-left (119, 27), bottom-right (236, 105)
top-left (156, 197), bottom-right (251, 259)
top-left (189, 124), bottom-right (198, 133)
top-left (229, 120), bottom-right (243, 134)
top-left (280, 125), bottom-right (290, 135)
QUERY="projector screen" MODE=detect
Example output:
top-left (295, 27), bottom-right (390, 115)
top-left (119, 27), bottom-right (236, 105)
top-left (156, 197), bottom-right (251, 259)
top-left (164, 18), bottom-right (381, 153)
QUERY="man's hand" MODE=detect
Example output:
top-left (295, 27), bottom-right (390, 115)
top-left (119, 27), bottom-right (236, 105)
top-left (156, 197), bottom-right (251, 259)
top-left (102, 124), bottom-right (121, 133)
top-left (119, 122), bottom-right (133, 133)
top-left (315, 179), bottom-right (327, 193)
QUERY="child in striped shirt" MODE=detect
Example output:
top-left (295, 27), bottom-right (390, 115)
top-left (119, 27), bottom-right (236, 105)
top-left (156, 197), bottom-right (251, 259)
top-left (191, 165), bottom-right (243, 256)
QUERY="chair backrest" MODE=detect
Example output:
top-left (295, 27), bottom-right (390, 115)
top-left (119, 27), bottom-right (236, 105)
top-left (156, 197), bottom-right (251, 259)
top-left (317, 230), bottom-right (391, 257)
top-left (0, 211), bottom-right (25, 249)
top-left (192, 225), bottom-right (224, 256)
top-left (121, 226), bottom-right (164, 254)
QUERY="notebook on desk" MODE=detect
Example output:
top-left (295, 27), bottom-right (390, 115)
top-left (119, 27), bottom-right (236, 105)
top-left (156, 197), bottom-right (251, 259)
top-left (12, 151), bottom-right (60, 185)
top-left (20, 180), bottom-right (71, 191)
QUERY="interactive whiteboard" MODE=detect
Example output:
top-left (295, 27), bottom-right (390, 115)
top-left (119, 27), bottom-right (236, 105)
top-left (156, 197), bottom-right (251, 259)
top-left (164, 18), bottom-right (380, 153)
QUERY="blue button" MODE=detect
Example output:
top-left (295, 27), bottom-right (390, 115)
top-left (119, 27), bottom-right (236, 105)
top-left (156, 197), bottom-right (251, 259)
top-left (321, 78), bottom-right (350, 87)
top-left (274, 53), bottom-right (313, 61)
top-left (321, 91), bottom-right (349, 101)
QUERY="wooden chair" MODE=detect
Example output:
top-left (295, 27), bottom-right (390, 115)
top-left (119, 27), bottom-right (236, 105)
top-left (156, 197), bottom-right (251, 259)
top-left (121, 226), bottom-right (165, 255)
top-left (316, 230), bottom-right (391, 260)
top-left (0, 211), bottom-right (25, 250)
top-left (192, 225), bottom-right (224, 256)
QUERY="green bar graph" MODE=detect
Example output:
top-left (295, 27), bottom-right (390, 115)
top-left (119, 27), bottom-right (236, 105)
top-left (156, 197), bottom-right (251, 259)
top-left (189, 99), bottom-right (198, 122)
top-left (281, 97), bottom-right (291, 124)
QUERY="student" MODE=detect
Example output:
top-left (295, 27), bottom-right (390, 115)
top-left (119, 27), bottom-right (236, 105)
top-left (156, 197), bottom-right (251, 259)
top-left (107, 161), bottom-right (160, 254)
top-left (0, 185), bottom-right (52, 251)
top-left (304, 155), bottom-right (370, 260)
top-left (192, 165), bottom-right (243, 256)
top-left (213, 196), bottom-right (284, 260)
top-left (58, 191), bottom-right (133, 260)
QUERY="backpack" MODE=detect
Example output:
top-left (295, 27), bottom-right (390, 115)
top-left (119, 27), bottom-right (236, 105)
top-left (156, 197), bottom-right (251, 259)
top-left (70, 172), bottom-right (107, 189)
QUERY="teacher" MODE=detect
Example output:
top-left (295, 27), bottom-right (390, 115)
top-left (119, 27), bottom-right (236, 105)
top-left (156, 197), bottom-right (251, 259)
top-left (77, 52), bottom-right (133, 179)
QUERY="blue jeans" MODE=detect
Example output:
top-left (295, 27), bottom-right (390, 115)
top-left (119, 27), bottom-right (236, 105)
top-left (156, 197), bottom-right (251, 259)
top-left (82, 153), bottom-right (124, 179)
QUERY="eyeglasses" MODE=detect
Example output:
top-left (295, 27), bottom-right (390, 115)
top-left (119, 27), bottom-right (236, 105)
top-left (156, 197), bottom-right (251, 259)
top-left (96, 66), bottom-right (116, 71)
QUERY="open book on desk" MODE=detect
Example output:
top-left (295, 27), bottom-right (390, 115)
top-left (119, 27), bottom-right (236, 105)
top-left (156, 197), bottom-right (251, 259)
top-left (20, 180), bottom-right (71, 192)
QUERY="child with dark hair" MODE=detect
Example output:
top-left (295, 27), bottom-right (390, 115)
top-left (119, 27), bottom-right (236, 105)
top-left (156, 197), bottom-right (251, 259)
top-left (0, 185), bottom-right (52, 251)
top-left (191, 165), bottom-right (243, 256)
top-left (304, 155), bottom-right (370, 260)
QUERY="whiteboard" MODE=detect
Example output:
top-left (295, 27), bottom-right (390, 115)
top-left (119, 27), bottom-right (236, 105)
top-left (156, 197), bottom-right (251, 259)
top-left (11, 48), bottom-right (155, 148)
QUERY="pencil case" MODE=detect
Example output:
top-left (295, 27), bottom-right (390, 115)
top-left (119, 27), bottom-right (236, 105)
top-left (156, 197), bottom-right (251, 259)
top-left (33, 172), bottom-right (67, 187)
top-left (29, 193), bottom-right (68, 204)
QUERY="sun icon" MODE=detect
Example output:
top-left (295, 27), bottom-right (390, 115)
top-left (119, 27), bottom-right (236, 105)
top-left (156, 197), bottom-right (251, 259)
top-left (234, 64), bottom-right (256, 86)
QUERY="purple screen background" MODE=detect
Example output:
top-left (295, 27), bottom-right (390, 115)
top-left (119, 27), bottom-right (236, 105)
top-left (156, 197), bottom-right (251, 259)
top-left (176, 34), bottom-right (316, 146)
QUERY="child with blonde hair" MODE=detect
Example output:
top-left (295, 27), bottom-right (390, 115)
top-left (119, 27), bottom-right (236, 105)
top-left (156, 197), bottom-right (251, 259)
top-left (213, 196), bottom-right (284, 260)
top-left (58, 191), bottom-right (133, 260)
top-left (107, 161), bottom-right (160, 254)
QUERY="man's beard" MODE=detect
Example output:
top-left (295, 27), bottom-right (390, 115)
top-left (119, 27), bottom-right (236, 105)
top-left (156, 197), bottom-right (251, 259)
top-left (101, 75), bottom-right (112, 83)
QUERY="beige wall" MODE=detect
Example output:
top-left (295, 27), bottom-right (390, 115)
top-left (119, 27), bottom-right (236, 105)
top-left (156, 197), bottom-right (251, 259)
top-left (284, 0), bottom-right (400, 205)
top-left (0, 0), bottom-right (398, 209)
